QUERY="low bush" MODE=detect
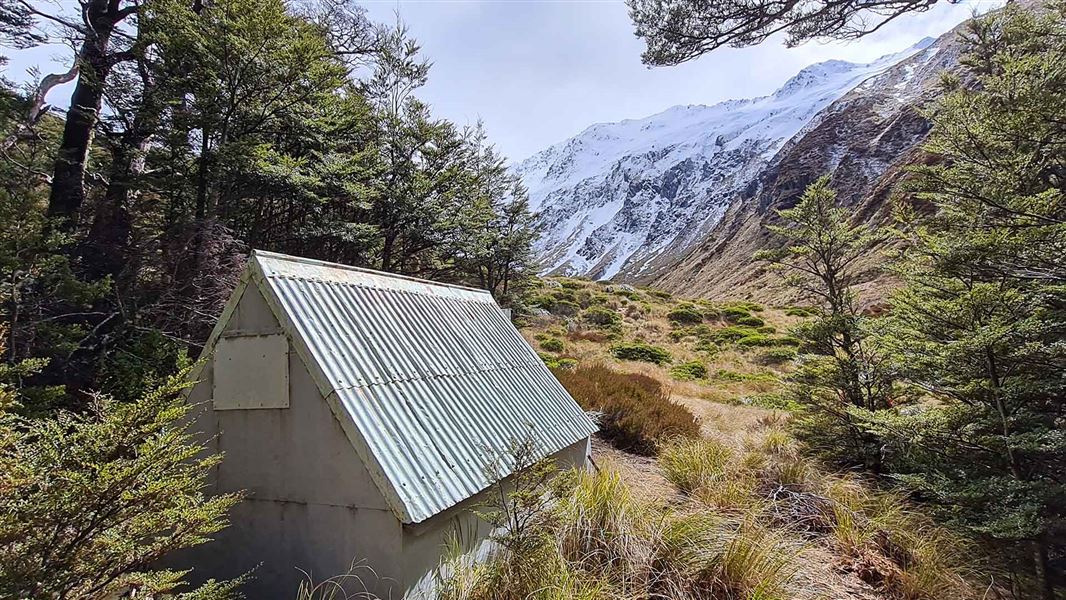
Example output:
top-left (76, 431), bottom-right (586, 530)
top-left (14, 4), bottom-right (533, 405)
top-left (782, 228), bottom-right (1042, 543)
top-left (610, 342), bottom-right (672, 365)
top-left (785, 307), bottom-right (816, 317)
top-left (757, 348), bottom-right (797, 365)
top-left (670, 360), bottom-right (707, 381)
top-left (735, 315), bottom-right (765, 327)
top-left (736, 334), bottom-right (776, 347)
top-left (723, 301), bottom-right (765, 313)
top-left (559, 279), bottom-right (585, 290)
top-left (539, 337), bottom-right (565, 353)
top-left (648, 289), bottom-right (673, 300)
top-left (708, 326), bottom-right (759, 344)
top-left (667, 304), bottom-right (704, 325)
top-left (774, 336), bottom-right (802, 347)
top-left (554, 365), bottom-right (698, 454)
top-left (694, 339), bottom-right (720, 357)
top-left (757, 325), bottom-right (777, 334)
top-left (552, 299), bottom-right (580, 317)
top-left (740, 392), bottom-right (800, 411)
top-left (714, 370), bottom-right (779, 383)
top-left (582, 306), bottom-right (620, 327)
top-left (540, 353), bottom-right (578, 370)
top-left (721, 306), bottom-right (752, 322)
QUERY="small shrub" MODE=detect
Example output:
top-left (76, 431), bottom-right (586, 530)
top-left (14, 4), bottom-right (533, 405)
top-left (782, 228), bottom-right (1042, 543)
top-left (551, 300), bottom-right (580, 317)
top-left (784, 307), bottom-right (815, 317)
top-left (667, 304), bottom-right (703, 325)
top-left (756, 325), bottom-right (777, 334)
top-left (757, 347), bottom-right (797, 365)
top-left (714, 370), bottom-right (778, 383)
top-left (554, 365), bottom-right (699, 454)
top-left (724, 301), bottom-right (765, 313)
top-left (648, 289), bottom-right (672, 300)
top-left (529, 294), bottom-right (556, 310)
top-left (701, 306), bottom-right (721, 320)
top-left (742, 393), bottom-right (799, 411)
top-left (539, 337), bottom-right (564, 353)
top-left (694, 339), bottom-right (720, 357)
top-left (736, 334), bottom-right (775, 347)
top-left (721, 306), bottom-right (752, 322)
top-left (774, 336), bottom-right (802, 347)
top-left (670, 360), bottom-right (707, 381)
top-left (581, 306), bottom-right (620, 327)
top-left (559, 279), bottom-right (584, 290)
top-left (539, 353), bottom-right (578, 369)
top-left (708, 326), bottom-right (759, 344)
top-left (735, 315), bottom-right (765, 327)
top-left (609, 342), bottom-right (672, 365)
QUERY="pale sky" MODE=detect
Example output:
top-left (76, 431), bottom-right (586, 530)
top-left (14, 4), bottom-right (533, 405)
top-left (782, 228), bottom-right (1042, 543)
top-left (3, 0), bottom-right (999, 163)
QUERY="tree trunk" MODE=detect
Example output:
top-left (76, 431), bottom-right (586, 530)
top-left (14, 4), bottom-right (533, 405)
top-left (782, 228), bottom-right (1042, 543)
top-left (45, 0), bottom-right (122, 229)
top-left (84, 131), bottom-right (148, 280)
top-left (1035, 537), bottom-right (1055, 600)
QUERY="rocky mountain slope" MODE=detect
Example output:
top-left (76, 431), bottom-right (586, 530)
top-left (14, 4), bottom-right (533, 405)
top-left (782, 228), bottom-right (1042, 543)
top-left (517, 25), bottom-right (964, 296)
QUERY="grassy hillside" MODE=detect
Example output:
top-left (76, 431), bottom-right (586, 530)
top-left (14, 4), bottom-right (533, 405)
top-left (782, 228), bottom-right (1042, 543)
top-left (486, 276), bottom-right (992, 600)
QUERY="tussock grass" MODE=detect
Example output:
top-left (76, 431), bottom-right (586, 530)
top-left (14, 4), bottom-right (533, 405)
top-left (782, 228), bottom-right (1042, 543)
top-left (655, 434), bottom-right (986, 600)
top-left (438, 469), bottom-right (806, 600)
top-left (658, 437), bottom-right (732, 493)
top-left (516, 278), bottom-right (988, 600)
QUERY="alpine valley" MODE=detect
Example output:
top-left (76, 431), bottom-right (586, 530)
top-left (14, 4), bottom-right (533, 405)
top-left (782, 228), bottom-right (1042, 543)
top-left (516, 22), bottom-right (966, 300)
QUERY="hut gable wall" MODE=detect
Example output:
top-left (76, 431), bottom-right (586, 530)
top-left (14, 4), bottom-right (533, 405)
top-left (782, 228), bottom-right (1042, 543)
top-left (180, 285), bottom-right (403, 598)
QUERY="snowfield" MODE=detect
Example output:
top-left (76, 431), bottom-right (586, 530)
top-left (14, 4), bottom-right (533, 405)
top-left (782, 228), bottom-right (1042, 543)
top-left (515, 37), bottom-right (939, 280)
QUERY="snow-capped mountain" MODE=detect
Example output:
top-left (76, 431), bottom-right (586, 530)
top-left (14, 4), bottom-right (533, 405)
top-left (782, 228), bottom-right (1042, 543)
top-left (515, 36), bottom-right (946, 281)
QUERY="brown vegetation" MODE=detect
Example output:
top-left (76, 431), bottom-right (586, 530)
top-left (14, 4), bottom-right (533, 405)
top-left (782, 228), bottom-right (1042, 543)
top-left (554, 364), bottom-right (699, 455)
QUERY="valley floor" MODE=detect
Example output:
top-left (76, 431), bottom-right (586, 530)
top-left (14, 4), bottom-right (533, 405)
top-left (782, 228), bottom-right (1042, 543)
top-left (518, 277), bottom-right (987, 600)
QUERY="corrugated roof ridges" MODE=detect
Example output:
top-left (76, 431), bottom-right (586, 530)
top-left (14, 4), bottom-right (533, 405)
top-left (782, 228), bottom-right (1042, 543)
top-left (249, 250), bottom-right (597, 523)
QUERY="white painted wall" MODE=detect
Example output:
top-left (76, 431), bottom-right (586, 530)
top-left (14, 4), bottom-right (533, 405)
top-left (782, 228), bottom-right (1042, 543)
top-left (176, 284), bottom-right (592, 599)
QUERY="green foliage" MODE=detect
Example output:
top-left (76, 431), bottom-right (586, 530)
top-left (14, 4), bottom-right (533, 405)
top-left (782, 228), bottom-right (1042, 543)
top-left (539, 353), bottom-right (578, 370)
top-left (647, 289), bottom-right (672, 300)
top-left (735, 315), bottom-right (765, 327)
top-left (694, 339), bottom-right (719, 357)
top-left (670, 360), bottom-right (707, 381)
top-left (0, 371), bottom-right (242, 599)
top-left (95, 329), bottom-right (191, 403)
top-left (554, 365), bottom-right (698, 455)
top-left (539, 337), bottom-right (565, 353)
top-left (581, 305), bottom-right (620, 327)
top-left (609, 342), bottom-right (672, 365)
top-left (735, 334), bottom-right (775, 348)
top-left (756, 325), bottom-right (776, 334)
top-left (870, 5), bottom-right (1066, 592)
top-left (756, 347), bottom-right (798, 366)
top-left (552, 300), bottom-right (581, 317)
top-left (720, 306), bottom-right (752, 322)
top-left (756, 176), bottom-right (894, 473)
top-left (667, 303), bottom-right (704, 325)
top-left (739, 393), bottom-right (799, 411)
top-left (713, 370), bottom-right (778, 383)
top-left (707, 325), bottom-right (759, 344)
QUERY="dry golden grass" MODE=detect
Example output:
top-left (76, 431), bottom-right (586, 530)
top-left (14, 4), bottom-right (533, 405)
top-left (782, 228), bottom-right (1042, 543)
top-left (512, 278), bottom-right (990, 600)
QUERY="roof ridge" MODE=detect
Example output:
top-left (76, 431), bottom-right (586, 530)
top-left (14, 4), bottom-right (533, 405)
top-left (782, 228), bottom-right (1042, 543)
top-left (251, 249), bottom-right (490, 295)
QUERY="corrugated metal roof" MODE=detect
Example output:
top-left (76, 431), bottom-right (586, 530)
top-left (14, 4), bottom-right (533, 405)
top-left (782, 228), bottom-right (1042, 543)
top-left (246, 250), bottom-right (597, 524)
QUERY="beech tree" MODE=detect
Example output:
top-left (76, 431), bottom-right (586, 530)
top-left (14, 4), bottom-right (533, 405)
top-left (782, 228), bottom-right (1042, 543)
top-left (628, 0), bottom-right (944, 65)
top-left (756, 176), bottom-right (894, 471)
top-left (874, 4), bottom-right (1066, 597)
